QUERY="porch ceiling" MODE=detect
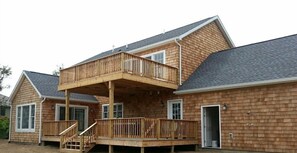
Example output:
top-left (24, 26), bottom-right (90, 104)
top-left (68, 79), bottom-right (174, 97)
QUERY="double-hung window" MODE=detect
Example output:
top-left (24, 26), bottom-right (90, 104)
top-left (16, 103), bottom-right (35, 132)
top-left (102, 103), bottom-right (123, 119)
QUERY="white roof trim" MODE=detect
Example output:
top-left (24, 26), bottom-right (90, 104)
top-left (127, 16), bottom-right (235, 54)
top-left (179, 16), bottom-right (235, 47)
top-left (42, 96), bottom-right (98, 103)
top-left (214, 16), bottom-right (235, 47)
top-left (23, 71), bottom-right (43, 98)
top-left (8, 71), bottom-right (42, 103)
top-left (174, 77), bottom-right (297, 95)
top-left (178, 16), bottom-right (217, 40)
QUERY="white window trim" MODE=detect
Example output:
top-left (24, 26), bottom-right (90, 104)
top-left (141, 50), bottom-right (166, 64)
top-left (55, 104), bottom-right (89, 129)
top-left (167, 99), bottom-right (183, 119)
top-left (15, 103), bottom-right (36, 132)
top-left (102, 103), bottom-right (124, 119)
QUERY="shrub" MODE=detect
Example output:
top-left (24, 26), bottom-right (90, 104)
top-left (0, 117), bottom-right (9, 139)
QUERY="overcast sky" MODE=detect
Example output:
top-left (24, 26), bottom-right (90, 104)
top-left (1, 0), bottom-right (297, 96)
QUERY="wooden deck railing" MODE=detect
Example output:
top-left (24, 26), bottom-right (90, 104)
top-left (59, 121), bottom-right (78, 150)
top-left (42, 120), bottom-right (77, 136)
top-left (79, 122), bottom-right (97, 152)
top-left (95, 118), bottom-right (198, 140)
top-left (59, 52), bottom-right (178, 86)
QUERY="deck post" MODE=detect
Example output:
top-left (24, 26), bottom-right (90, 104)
top-left (121, 52), bottom-right (125, 72)
top-left (171, 145), bottom-right (175, 153)
top-left (140, 147), bottom-right (145, 153)
top-left (109, 145), bottom-right (113, 153)
top-left (65, 90), bottom-right (70, 121)
top-left (108, 81), bottom-right (114, 138)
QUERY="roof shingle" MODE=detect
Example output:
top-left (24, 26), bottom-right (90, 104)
top-left (24, 71), bottom-right (98, 103)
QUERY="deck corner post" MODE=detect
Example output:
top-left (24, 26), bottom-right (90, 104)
top-left (109, 145), bottom-right (114, 153)
top-left (121, 52), bottom-right (125, 72)
top-left (170, 120), bottom-right (175, 140)
top-left (108, 81), bottom-right (115, 138)
top-left (65, 90), bottom-right (70, 121)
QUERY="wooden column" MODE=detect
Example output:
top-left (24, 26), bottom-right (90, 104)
top-left (109, 81), bottom-right (114, 119)
top-left (65, 90), bottom-right (70, 121)
top-left (108, 81), bottom-right (114, 138)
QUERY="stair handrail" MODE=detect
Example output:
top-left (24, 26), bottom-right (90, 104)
top-left (59, 121), bottom-right (78, 149)
top-left (79, 122), bottom-right (97, 152)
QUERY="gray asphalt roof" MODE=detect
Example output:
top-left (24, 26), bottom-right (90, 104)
top-left (24, 71), bottom-right (98, 103)
top-left (178, 34), bottom-right (297, 91)
top-left (79, 16), bottom-right (214, 64)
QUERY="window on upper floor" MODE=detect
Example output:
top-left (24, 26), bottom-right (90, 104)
top-left (142, 50), bottom-right (165, 64)
top-left (16, 103), bottom-right (35, 132)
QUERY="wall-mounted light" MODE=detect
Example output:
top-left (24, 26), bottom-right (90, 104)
top-left (160, 100), bottom-right (164, 107)
top-left (222, 104), bottom-right (228, 111)
top-left (51, 105), bottom-right (55, 110)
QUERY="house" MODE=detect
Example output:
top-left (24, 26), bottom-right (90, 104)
top-left (0, 94), bottom-right (10, 118)
top-left (56, 15), bottom-right (234, 153)
top-left (8, 71), bottom-right (98, 144)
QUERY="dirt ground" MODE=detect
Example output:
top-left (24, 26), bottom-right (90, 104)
top-left (0, 139), bottom-right (265, 153)
top-left (0, 139), bottom-right (59, 153)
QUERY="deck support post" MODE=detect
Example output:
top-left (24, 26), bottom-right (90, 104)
top-left (108, 81), bottom-right (114, 138)
top-left (171, 145), bottom-right (175, 153)
top-left (140, 147), bottom-right (145, 153)
top-left (109, 145), bottom-right (113, 153)
top-left (195, 144), bottom-right (199, 151)
top-left (65, 90), bottom-right (70, 121)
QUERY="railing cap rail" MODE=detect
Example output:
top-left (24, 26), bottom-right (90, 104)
top-left (59, 122), bottom-right (78, 136)
top-left (60, 52), bottom-right (178, 73)
top-left (79, 122), bottom-right (97, 136)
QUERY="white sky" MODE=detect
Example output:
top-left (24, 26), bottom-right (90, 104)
top-left (1, 0), bottom-right (297, 96)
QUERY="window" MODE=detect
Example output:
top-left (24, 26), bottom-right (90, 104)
top-left (102, 103), bottom-right (123, 119)
top-left (142, 51), bottom-right (165, 64)
top-left (142, 51), bottom-right (166, 79)
top-left (167, 99), bottom-right (183, 119)
top-left (16, 103), bottom-right (35, 132)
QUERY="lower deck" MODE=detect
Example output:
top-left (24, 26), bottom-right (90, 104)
top-left (42, 118), bottom-right (199, 152)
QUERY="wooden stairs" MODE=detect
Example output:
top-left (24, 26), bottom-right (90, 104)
top-left (60, 122), bottom-right (97, 153)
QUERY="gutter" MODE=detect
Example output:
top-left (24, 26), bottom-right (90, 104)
top-left (174, 77), bottom-right (297, 95)
top-left (38, 97), bottom-right (46, 144)
top-left (8, 102), bottom-right (12, 142)
top-left (175, 38), bottom-right (182, 85)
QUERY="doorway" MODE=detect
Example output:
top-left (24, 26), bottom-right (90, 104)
top-left (56, 104), bottom-right (88, 131)
top-left (201, 105), bottom-right (221, 148)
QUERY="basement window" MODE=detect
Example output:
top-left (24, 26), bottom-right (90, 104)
top-left (16, 103), bottom-right (35, 132)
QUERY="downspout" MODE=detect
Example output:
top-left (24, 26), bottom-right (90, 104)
top-left (175, 38), bottom-right (182, 85)
top-left (39, 97), bottom-right (46, 145)
top-left (8, 102), bottom-right (12, 142)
